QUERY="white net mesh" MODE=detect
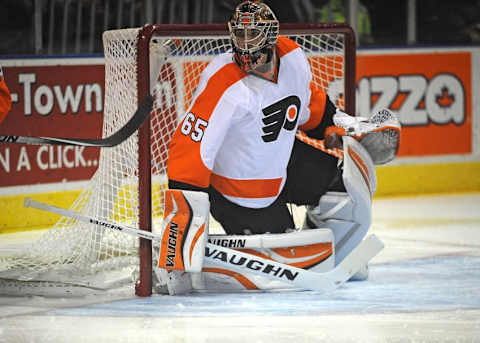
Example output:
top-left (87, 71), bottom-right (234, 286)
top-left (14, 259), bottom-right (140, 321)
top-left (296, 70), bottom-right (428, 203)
top-left (0, 26), bottom-right (350, 296)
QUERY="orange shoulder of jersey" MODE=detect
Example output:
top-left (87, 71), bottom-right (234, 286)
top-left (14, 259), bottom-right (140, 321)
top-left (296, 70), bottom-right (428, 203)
top-left (299, 83), bottom-right (327, 131)
top-left (0, 76), bottom-right (12, 125)
top-left (276, 36), bottom-right (300, 58)
top-left (167, 61), bottom-right (247, 188)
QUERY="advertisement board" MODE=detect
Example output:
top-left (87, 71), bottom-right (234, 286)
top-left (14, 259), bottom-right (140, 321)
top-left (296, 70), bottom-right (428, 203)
top-left (0, 60), bottom-right (104, 188)
top-left (357, 51), bottom-right (472, 157)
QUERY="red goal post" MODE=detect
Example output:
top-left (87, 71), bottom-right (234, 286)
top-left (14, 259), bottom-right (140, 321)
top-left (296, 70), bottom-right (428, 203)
top-left (132, 24), bottom-right (356, 296)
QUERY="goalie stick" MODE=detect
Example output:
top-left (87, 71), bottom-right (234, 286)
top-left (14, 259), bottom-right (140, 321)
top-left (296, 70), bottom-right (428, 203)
top-left (24, 197), bottom-right (384, 293)
top-left (0, 94), bottom-right (154, 147)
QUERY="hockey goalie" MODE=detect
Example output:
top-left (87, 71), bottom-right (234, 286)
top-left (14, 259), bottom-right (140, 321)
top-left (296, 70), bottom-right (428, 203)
top-left (154, 0), bottom-right (401, 295)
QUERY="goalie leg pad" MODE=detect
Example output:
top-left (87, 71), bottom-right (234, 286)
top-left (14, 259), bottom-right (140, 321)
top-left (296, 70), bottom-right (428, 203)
top-left (157, 189), bottom-right (210, 273)
top-left (194, 229), bottom-right (335, 292)
top-left (306, 136), bottom-right (376, 265)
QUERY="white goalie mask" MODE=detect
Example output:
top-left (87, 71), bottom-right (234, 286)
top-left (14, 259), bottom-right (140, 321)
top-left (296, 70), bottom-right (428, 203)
top-left (228, 1), bottom-right (279, 72)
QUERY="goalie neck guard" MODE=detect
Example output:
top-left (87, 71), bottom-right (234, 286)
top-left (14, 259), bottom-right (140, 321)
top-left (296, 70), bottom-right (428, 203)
top-left (228, 1), bottom-right (279, 75)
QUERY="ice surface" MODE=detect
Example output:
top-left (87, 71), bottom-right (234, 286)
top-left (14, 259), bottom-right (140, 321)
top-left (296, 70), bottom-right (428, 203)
top-left (0, 193), bottom-right (479, 343)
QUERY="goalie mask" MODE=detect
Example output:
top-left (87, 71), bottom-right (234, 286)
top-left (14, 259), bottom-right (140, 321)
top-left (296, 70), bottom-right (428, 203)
top-left (228, 1), bottom-right (279, 73)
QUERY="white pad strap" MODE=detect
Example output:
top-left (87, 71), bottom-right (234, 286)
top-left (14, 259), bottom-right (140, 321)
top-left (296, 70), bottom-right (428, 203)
top-left (313, 195), bottom-right (351, 221)
top-left (157, 189), bottom-right (209, 273)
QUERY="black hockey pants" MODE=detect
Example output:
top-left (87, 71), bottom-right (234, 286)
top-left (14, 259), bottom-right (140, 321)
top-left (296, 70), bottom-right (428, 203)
top-left (209, 138), bottom-right (343, 235)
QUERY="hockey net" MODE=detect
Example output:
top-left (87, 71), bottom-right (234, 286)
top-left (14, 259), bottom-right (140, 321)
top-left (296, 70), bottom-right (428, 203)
top-left (0, 24), bottom-right (355, 297)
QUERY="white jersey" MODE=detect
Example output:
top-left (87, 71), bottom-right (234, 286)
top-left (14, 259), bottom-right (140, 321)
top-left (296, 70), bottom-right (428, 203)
top-left (168, 36), bottom-right (327, 208)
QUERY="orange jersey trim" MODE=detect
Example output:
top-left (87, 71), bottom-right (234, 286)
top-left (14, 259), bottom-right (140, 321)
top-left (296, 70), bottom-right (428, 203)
top-left (276, 36), bottom-right (300, 58)
top-left (299, 83), bottom-right (327, 131)
top-left (190, 63), bottom-right (247, 118)
top-left (0, 77), bottom-right (12, 124)
top-left (210, 173), bottom-right (283, 199)
top-left (167, 63), bottom-right (247, 188)
top-left (167, 130), bottom-right (211, 188)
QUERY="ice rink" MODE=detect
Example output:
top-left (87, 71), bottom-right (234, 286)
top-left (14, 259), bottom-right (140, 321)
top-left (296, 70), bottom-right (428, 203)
top-left (1, 193), bottom-right (479, 343)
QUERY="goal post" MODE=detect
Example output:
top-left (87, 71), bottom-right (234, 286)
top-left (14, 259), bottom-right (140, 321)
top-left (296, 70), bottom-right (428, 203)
top-left (0, 24), bottom-right (356, 297)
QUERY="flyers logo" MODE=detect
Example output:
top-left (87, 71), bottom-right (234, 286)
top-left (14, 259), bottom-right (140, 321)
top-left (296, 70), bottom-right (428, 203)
top-left (261, 96), bottom-right (301, 142)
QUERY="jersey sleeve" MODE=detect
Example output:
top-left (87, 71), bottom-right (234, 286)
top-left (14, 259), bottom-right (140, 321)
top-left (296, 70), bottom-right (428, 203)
top-left (0, 67), bottom-right (12, 125)
top-left (299, 86), bottom-right (336, 140)
top-left (167, 61), bottom-right (247, 189)
top-left (296, 58), bottom-right (336, 140)
top-left (299, 83), bottom-right (327, 131)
